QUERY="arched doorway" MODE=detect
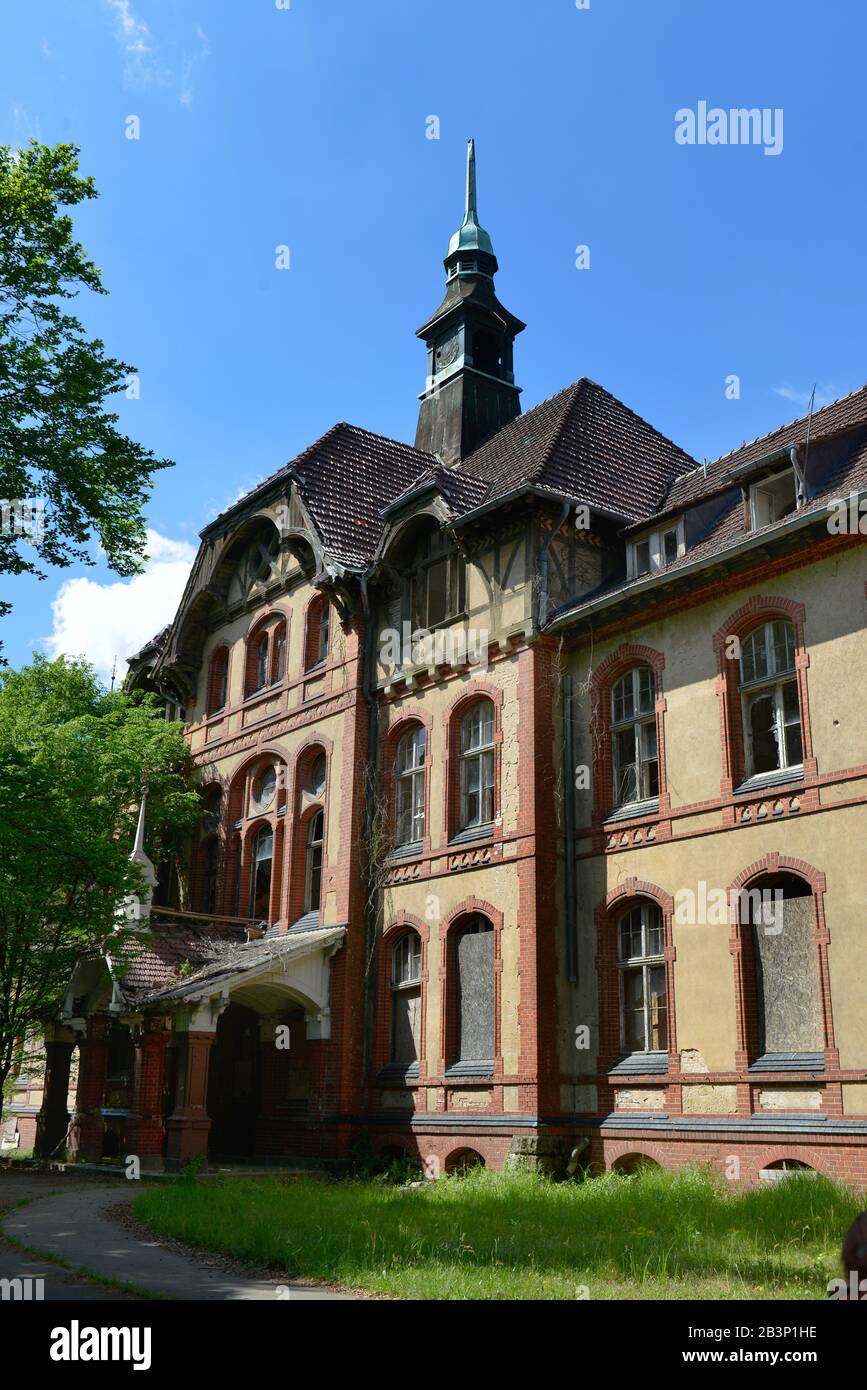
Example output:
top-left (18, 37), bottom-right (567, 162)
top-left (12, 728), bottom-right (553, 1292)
top-left (207, 1003), bottom-right (261, 1158)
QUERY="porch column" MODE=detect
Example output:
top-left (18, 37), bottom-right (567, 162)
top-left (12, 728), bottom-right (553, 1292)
top-left (70, 1017), bottom-right (111, 1162)
top-left (35, 1025), bottom-right (77, 1159)
top-left (165, 1000), bottom-right (223, 1168)
top-left (128, 1016), bottom-right (170, 1171)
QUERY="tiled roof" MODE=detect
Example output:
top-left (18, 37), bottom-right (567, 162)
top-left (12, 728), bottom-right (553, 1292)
top-left (448, 379), bottom-right (697, 522)
top-left (548, 431), bottom-right (867, 626)
top-left (660, 382), bottom-right (867, 516)
top-left (137, 924), bottom-right (346, 1005)
top-left (116, 919), bottom-right (246, 1002)
top-left (208, 423), bottom-right (438, 568)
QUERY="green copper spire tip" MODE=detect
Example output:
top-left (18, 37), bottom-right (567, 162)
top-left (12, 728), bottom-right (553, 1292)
top-left (448, 138), bottom-right (495, 260)
top-left (465, 137), bottom-right (478, 221)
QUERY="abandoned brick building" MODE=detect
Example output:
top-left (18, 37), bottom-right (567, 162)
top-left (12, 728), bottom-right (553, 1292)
top-left (19, 141), bottom-right (867, 1182)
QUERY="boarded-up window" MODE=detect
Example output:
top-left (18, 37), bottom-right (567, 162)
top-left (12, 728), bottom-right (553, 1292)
top-left (456, 918), bottom-right (494, 1063)
top-left (746, 877), bottom-right (822, 1054)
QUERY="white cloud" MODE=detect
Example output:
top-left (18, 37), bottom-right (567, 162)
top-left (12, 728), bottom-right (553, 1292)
top-left (773, 384), bottom-right (836, 410)
top-left (103, 2), bottom-right (208, 104)
top-left (44, 529), bottom-right (195, 687)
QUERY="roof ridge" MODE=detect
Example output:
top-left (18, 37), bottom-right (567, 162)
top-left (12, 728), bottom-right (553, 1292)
top-left (706, 381), bottom-right (867, 470)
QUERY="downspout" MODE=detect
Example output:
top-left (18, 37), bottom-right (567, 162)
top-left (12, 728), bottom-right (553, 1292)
top-left (562, 672), bottom-right (578, 984)
top-left (790, 443), bottom-right (806, 507)
top-left (359, 575), bottom-right (380, 1090)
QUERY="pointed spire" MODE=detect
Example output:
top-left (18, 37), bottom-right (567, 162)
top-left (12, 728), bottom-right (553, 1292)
top-left (122, 786), bottom-right (157, 932)
top-left (465, 138), bottom-right (478, 225)
top-left (132, 787), bottom-right (148, 860)
top-left (447, 138), bottom-right (494, 260)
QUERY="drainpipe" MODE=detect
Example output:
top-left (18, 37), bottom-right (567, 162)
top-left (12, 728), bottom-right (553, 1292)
top-left (790, 444), bottom-right (807, 507)
top-left (359, 575), bottom-right (380, 1089)
top-left (562, 672), bottom-right (578, 984)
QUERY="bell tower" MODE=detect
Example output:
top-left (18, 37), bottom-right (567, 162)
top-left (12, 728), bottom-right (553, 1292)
top-left (415, 140), bottom-right (525, 467)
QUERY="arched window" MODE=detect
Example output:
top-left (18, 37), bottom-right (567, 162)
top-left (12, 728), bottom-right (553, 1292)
top-left (246, 616), bottom-right (287, 698)
top-left (460, 701), bottom-right (495, 831)
top-left (202, 786), bottom-right (222, 835)
top-left (453, 916), bottom-right (494, 1067)
top-left (305, 595), bottom-right (330, 670)
top-left (255, 633), bottom-right (269, 691)
top-left (207, 647), bottom-right (229, 715)
top-left (305, 810), bottom-right (324, 914)
top-left (307, 752), bottom-right (326, 798)
top-left (739, 621), bottom-right (802, 778)
top-left (273, 623), bottom-right (286, 683)
top-left (201, 837), bottom-right (219, 914)
top-left (250, 763), bottom-right (277, 815)
top-left (197, 787), bottom-right (223, 913)
top-left (395, 725), bottom-right (426, 846)
top-left (391, 932), bottom-right (422, 1065)
top-left (611, 667), bottom-right (658, 807)
top-left (617, 902), bottom-right (667, 1054)
top-left (249, 823), bottom-right (274, 921)
top-left (410, 528), bottom-right (465, 630)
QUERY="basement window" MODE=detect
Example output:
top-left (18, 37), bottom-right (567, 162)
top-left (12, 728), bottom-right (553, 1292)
top-left (750, 468), bottom-right (798, 528)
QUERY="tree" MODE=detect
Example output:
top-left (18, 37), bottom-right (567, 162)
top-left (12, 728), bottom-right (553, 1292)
top-left (0, 140), bottom-right (171, 624)
top-left (0, 655), bottom-right (199, 1129)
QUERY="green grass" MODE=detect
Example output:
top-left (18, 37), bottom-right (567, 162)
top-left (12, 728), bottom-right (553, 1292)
top-left (133, 1165), bottom-right (860, 1300)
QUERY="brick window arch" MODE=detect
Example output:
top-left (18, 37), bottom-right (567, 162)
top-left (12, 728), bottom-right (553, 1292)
top-left (590, 646), bottom-right (668, 822)
top-left (727, 855), bottom-right (836, 1072)
top-left (382, 712), bottom-right (433, 855)
top-left (375, 914), bottom-right (430, 1078)
top-left (194, 783), bottom-right (223, 913)
top-left (206, 645), bottom-right (230, 715)
top-left (244, 611), bottom-right (288, 698)
top-left (442, 686), bottom-right (504, 843)
top-left (596, 880), bottom-right (677, 1074)
top-left (304, 592), bottom-right (331, 671)
top-left (712, 596), bottom-right (817, 798)
top-left (285, 742), bottom-right (330, 925)
top-left (225, 753), bottom-right (288, 926)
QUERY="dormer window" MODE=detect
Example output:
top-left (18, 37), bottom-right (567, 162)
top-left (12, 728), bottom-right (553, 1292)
top-left (750, 468), bottom-right (798, 529)
top-left (627, 521), bottom-right (684, 579)
top-left (411, 530), bottom-right (465, 630)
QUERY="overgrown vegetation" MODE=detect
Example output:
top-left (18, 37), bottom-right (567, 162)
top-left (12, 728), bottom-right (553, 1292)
top-left (134, 1164), bottom-right (859, 1301)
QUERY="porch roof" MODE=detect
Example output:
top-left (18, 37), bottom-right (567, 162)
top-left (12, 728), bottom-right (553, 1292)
top-left (135, 923), bottom-right (347, 1008)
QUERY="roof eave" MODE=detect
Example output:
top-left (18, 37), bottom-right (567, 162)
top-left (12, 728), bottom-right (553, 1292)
top-left (547, 488), bottom-right (867, 632)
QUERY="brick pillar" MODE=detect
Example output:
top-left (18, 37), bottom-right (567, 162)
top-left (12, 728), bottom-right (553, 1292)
top-left (165, 1003), bottom-right (220, 1168)
top-left (70, 1018), bottom-right (111, 1161)
top-left (127, 1016), bottom-right (169, 1171)
top-left (35, 1026), bottom-right (77, 1159)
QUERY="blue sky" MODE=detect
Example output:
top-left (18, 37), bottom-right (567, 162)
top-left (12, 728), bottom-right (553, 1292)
top-left (2, 0), bottom-right (865, 680)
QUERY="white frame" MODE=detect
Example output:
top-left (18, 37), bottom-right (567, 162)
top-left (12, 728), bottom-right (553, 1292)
top-left (627, 518), bottom-right (685, 579)
top-left (616, 903), bottom-right (667, 1054)
top-left (739, 621), bottom-right (803, 779)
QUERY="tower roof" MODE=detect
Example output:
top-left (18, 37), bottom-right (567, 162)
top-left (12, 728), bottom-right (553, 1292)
top-left (447, 139), bottom-right (495, 260)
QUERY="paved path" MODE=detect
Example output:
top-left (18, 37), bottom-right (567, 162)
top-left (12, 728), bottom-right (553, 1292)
top-left (1, 1179), bottom-right (357, 1301)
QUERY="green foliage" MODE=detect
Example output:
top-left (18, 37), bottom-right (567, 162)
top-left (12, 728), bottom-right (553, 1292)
top-left (0, 655), bottom-right (199, 1111)
top-left (0, 140), bottom-right (172, 622)
top-left (347, 1136), bottom-right (424, 1186)
top-left (134, 1164), bottom-right (862, 1301)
